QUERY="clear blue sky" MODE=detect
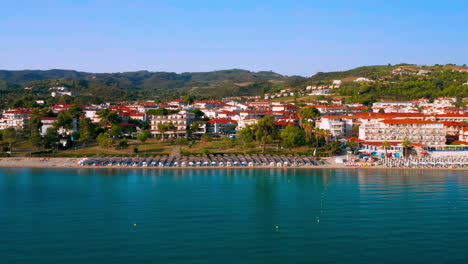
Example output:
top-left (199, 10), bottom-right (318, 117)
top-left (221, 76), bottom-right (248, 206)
top-left (1, 0), bottom-right (467, 76)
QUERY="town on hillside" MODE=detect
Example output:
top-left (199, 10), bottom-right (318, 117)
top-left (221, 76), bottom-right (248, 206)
top-left (1, 83), bottom-right (467, 168)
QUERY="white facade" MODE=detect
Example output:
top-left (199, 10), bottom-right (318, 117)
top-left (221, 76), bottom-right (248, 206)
top-left (150, 111), bottom-right (195, 138)
top-left (359, 120), bottom-right (446, 146)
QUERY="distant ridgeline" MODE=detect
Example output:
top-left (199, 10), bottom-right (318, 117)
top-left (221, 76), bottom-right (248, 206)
top-left (0, 64), bottom-right (467, 106)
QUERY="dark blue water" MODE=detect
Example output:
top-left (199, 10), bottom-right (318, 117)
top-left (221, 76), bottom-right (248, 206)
top-left (1, 168), bottom-right (467, 263)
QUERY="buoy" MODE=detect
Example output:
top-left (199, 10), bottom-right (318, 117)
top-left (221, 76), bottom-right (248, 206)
top-left (134, 223), bottom-right (137, 226)
top-left (275, 226), bottom-right (279, 229)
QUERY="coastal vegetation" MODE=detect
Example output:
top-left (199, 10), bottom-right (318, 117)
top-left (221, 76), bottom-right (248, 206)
top-left (1, 64), bottom-right (466, 107)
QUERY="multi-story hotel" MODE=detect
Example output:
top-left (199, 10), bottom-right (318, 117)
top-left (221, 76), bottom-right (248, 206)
top-left (150, 111), bottom-right (195, 138)
top-left (359, 119), bottom-right (446, 146)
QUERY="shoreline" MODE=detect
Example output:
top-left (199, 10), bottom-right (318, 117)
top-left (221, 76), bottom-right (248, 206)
top-left (0, 158), bottom-right (466, 171)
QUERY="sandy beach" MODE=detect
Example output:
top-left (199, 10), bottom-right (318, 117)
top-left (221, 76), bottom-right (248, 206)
top-left (0, 157), bottom-right (466, 170)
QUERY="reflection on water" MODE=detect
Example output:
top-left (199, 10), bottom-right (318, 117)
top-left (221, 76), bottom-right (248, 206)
top-left (0, 168), bottom-right (467, 264)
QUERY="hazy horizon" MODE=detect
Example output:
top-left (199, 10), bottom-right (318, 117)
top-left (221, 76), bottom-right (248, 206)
top-left (1, 0), bottom-right (467, 76)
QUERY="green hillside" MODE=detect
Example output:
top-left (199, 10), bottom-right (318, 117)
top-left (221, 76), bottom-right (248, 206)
top-left (0, 64), bottom-right (467, 108)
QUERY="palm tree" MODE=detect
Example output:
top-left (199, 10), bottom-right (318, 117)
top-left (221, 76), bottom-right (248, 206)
top-left (303, 122), bottom-right (315, 145)
top-left (157, 123), bottom-right (175, 141)
top-left (348, 140), bottom-right (358, 150)
top-left (314, 127), bottom-right (324, 148)
top-left (401, 138), bottom-right (413, 157)
top-left (382, 138), bottom-right (391, 157)
top-left (298, 107), bottom-right (320, 127)
top-left (322, 129), bottom-right (331, 145)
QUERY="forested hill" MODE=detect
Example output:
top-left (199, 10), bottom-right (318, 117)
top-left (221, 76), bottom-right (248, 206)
top-left (309, 64), bottom-right (468, 82)
top-left (0, 69), bottom-right (91, 84)
top-left (1, 64), bottom-right (467, 106)
top-left (0, 69), bottom-right (294, 102)
top-left (0, 69), bottom-right (285, 85)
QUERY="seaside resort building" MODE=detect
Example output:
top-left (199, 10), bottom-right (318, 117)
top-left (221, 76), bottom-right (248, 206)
top-left (150, 111), bottom-right (196, 139)
top-left (359, 119), bottom-right (446, 146)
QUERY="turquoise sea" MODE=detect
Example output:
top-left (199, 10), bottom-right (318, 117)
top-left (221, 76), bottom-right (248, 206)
top-left (1, 168), bottom-right (467, 263)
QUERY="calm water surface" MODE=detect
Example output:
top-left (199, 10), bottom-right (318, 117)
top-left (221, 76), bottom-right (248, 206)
top-left (1, 168), bottom-right (467, 263)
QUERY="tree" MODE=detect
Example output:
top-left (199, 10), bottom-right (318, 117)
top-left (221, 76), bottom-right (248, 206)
top-left (137, 130), bottom-right (151, 143)
top-left (147, 108), bottom-right (168, 116)
top-left (322, 129), bottom-right (331, 145)
top-left (352, 125), bottom-right (360, 137)
top-left (67, 105), bottom-right (83, 118)
top-left (402, 138), bottom-right (413, 157)
top-left (117, 138), bottom-right (129, 149)
top-left (29, 130), bottom-right (43, 150)
top-left (44, 127), bottom-right (59, 151)
top-left (54, 112), bottom-right (73, 133)
top-left (325, 141), bottom-right (341, 155)
top-left (29, 108), bottom-right (43, 132)
top-left (298, 107), bottom-right (320, 126)
top-left (348, 140), bottom-right (358, 150)
top-left (157, 123), bottom-right (175, 140)
top-left (3, 127), bottom-right (17, 155)
top-left (109, 124), bottom-right (123, 138)
top-left (255, 116), bottom-right (277, 153)
top-left (382, 138), bottom-right (391, 157)
top-left (187, 109), bottom-right (205, 118)
top-left (281, 125), bottom-right (306, 149)
top-left (188, 121), bottom-right (203, 138)
top-left (302, 122), bottom-right (315, 145)
top-left (237, 126), bottom-right (254, 144)
top-left (78, 118), bottom-right (96, 145)
top-left (58, 94), bottom-right (73, 104)
top-left (184, 95), bottom-right (195, 105)
top-left (97, 133), bottom-right (114, 148)
top-left (97, 109), bottom-right (121, 126)
top-left (314, 127), bottom-right (325, 147)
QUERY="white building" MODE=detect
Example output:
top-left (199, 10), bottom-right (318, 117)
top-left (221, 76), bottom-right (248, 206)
top-left (354, 77), bottom-right (373, 82)
top-left (0, 108), bottom-right (32, 130)
top-left (40, 117), bottom-right (78, 136)
top-left (359, 119), bottom-right (446, 146)
top-left (150, 111), bottom-right (195, 138)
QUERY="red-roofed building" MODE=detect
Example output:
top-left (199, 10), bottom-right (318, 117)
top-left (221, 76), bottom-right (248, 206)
top-left (274, 121), bottom-right (298, 131)
top-left (249, 100), bottom-right (272, 111)
top-left (359, 119), bottom-right (446, 146)
top-left (193, 100), bottom-right (223, 109)
top-left (459, 127), bottom-right (468, 143)
top-left (206, 118), bottom-right (237, 134)
top-left (0, 108), bottom-right (33, 130)
top-left (51, 104), bottom-right (75, 113)
top-left (440, 121), bottom-right (468, 136)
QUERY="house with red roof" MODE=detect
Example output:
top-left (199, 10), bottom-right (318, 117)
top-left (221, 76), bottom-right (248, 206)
top-left (206, 118), bottom-right (237, 134)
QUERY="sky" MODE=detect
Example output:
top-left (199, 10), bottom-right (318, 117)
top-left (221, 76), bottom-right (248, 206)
top-left (1, 0), bottom-right (467, 76)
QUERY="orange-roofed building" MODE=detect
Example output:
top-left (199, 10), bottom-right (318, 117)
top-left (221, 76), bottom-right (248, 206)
top-left (359, 119), bottom-right (446, 146)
